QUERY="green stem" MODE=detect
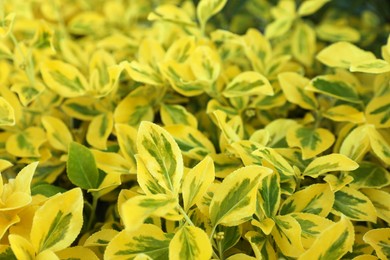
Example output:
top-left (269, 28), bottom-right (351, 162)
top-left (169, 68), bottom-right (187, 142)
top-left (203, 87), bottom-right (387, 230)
top-left (209, 225), bottom-right (217, 240)
top-left (87, 194), bottom-right (99, 231)
top-left (177, 205), bottom-right (195, 226)
top-left (218, 239), bottom-right (224, 260)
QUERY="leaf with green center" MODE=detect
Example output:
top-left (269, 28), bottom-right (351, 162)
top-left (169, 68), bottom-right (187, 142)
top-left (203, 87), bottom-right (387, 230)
top-left (292, 22), bottom-right (316, 66)
top-left (245, 231), bottom-right (277, 260)
top-left (349, 162), bottom-right (390, 189)
top-left (298, 216), bottom-right (354, 260)
top-left (209, 165), bottom-right (272, 226)
top-left (265, 18), bottom-right (294, 39)
top-left (9, 234), bottom-right (34, 260)
top-left (362, 188), bottom-right (390, 224)
top-left (86, 112), bottom-right (114, 150)
top-left (223, 71), bottom-right (273, 98)
top-left (114, 94), bottom-right (154, 127)
top-left (366, 93), bottom-right (390, 128)
top-left (105, 224), bottom-right (172, 260)
top-left (257, 172), bottom-right (280, 218)
top-left (115, 123), bottom-right (137, 173)
top-left (253, 147), bottom-right (295, 178)
top-left (6, 127), bottom-right (46, 157)
top-left (298, 0), bottom-right (330, 16)
top-left (323, 105), bottom-right (365, 124)
top-left (272, 215), bottom-right (305, 257)
top-left (0, 97), bottom-right (15, 126)
top-left (280, 183), bottom-right (334, 217)
top-left (0, 13), bottom-right (15, 37)
top-left (30, 188), bottom-right (83, 253)
top-left (137, 121), bottom-right (183, 195)
top-left (41, 116), bottom-right (73, 152)
top-left (363, 228), bottom-right (390, 260)
top-left (303, 153), bottom-right (359, 177)
top-left (67, 142), bottom-right (104, 190)
top-left (350, 59), bottom-right (390, 74)
top-left (366, 126), bottom-right (390, 165)
top-left (286, 125), bottom-right (335, 159)
top-left (333, 186), bottom-right (377, 222)
top-left (160, 104), bottom-right (198, 128)
top-left (169, 226), bottom-right (212, 260)
top-left (189, 45), bottom-right (221, 82)
top-left (197, 0), bottom-right (228, 32)
top-left (339, 125), bottom-right (370, 161)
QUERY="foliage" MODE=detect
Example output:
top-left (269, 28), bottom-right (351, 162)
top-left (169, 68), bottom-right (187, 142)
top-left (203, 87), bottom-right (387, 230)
top-left (0, 0), bottom-right (389, 259)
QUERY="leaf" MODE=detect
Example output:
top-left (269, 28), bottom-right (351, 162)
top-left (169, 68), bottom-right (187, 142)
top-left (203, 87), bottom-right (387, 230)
top-left (0, 13), bottom-right (15, 38)
top-left (160, 104), bottom-right (198, 128)
top-left (316, 42), bottom-right (376, 68)
top-left (30, 188), bottom-right (84, 253)
top-left (278, 72), bottom-right (318, 110)
top-left (6, 127), bottom-right (46, 157)
top-left (265, 18), bottom-right (294, 39)
top-left (164, 125), bottom-right (216, 160)
top-left (56, 246), bottom-right (99, 260)
top-left (265, 119), bottom-right (299, 147)
top-left (339, 125), bottom-right (370, 161)
top-left (366, 126), bottom-right (390, 165)
top-left (197, 0), bottom-right (228, 31)
top-left (298, 0), bottom-right (330, 16)
top-left (303, 153), bottom-right (359, 178)
top-left (84, 229), bottom-right (119, 247)
top-left (62, 97), bottom-right (103, 120)
top-left (0, 97), bottom-right (15, 126)
top-left (9, 234), bottom-right (35, 260)
top-left (280, 183), bottom-right (334, 217)
top-left (362, 188), bottom-right (390, 224)
top-left (105, 224), bottom-right (172, 260)
top-left (286, 125), bottom-right (335, 159)
top-left (349, 162), bottom-right (390, 189)
top-left (136, 155), bottom-right (167, 195)
top-left (366, 93), bottom-right (390, 128)
top-left (272, 215), bottom-right (305, 257)
top-left (209, 165), bottom-right (272, 226)
top-left (333, 186), bottom-right (377, 222)
top-left (40, 60), bottom-right (89, 97)
top-left (68, 11), bottom-right (105, 35)
top-left (307, 75), bottom-right (361, 103)
top-left (292, 22), bottom-right (316, 66)
top-left (115, 123), bottom-right (137, 172)
top-left (31, 183), bottom-right (66, 197)
top-left (226, 254), bottom-right (257, 260)
top-left (114, 94), bottom-right (154, 127)
top-left (148, 4), bottom-right (195, 26)
top-left (291, 212), bottom-right (334, 249)
top-left (67, 142), bottom-right (103, 190)
top-left (298, 216), bottom-right (354, 260)
top-left (165, 36), bottom-right (195, 63)
top-left (189, 45), bottom-right (221, 82)
top-left (363, 228), bottom-right (390, 260)
top-left (257, 172), bottom-right (280, 218)
top-left (137, 121), bottom-right (183, 195)
top-left (253, 147), bottom-right (295, 177)
top-left (223, 71), bottom-right (273, 98)
top-left (182, 156), bottom-right (215, 211)
top-left (213, 110), bottom-right (241, 144)
top-left (323, 105), bottom-right (365, 123)
top-left (86, 112), bottom-right (114, 150)
top-left (91, 149), bottom-right (132, 176)
top-left (120, 194), bottom-right (177, 232)
top-left (316, 23), bottom-right (360, 43)
top-left (245, 231), bottom-right (277, 260)
top-left (41, 116), bottom-right (73, 152)
top-left (169, 226), bottom-right (212, 260)
top-left (230, 140), bottom-right (264, 166)
top-left (350, 59), bottom-right (390, 74)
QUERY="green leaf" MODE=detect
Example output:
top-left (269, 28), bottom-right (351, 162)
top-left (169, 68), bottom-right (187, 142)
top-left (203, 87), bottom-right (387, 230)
top-left (333, 186), bottom-right (377, 222)
top-left (258, 172), bottom-right (280, 218)
top-left (31, 183), bottom-right (67, 197)
top-left (67, 142), bottom-right (103, 190)
top-left (350, 162), bottom-right (390, 189)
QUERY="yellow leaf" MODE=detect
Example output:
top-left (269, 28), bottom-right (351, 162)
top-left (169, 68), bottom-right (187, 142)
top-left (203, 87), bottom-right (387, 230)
top-left (272, 215), bottom-right (305, 257)
top-left (41, 60), bottom-right (89, 98)
top-left (189, 45), bottom-right (221, 82)
top-left (11, 81), bottom-right (46, 106)
top-left (286, 125), bottom-right (335, 159)
top-left (30, 188), bottom-right (84, 253)
top-left (68, 11), bottom-right (105, 35)
top-left (213, 110), bottom-right (241, 144)
top-left (265, 17), bottom-right (294, 39)
top-left (160, 104), bottom-right (198, 128)
top-left (56, 246), bottom-right (99, 260)
top-left (280, 183), bottom-right (334, 217)
top-left (350, 59), bottom-right (390, 74)
top-left (84, 229), bottom-right (119, 247)
top-left (230, 140), bottom-right (264, 166)
top-left (365, 93), bottom-right (390, 128)
top-left (115, 124), bottom-right (137, 172)
top-left (209, 165), bottom-right (272, 226)
top-left (316, 23), bottom-right (360, 43)
top-left (316, 42), bottom-right (376, 68)
top-left (253, 147), bottom-right (296, 177)
top-left (169, 226), bottom-right (212, 260)
top-left (120, 194), bottom-right (177, 232)
top-left (367, 126), bottom-right (390, 165)
top-left (41, 116), bottom-right (73, 152)
top-left (353, 255), bottom-right (378, 260)
top-left (148, 4), bottom-right (196, 26)
top-left (324, 174), bottom-right (354, 192)
top-left (62, 97), bottom-right (104, 121)
top-left (9, 234), bottom-right (35, 260)
top-left (165, 36), bottom-right (196, 62)
top-left (0, 96), bottom-right (15, 126)
top-left (0, 13), bottom-right (15, 38)
top-left (298, 216), bottom-right (354, 260)
top-left (265, 119), bottom-right (299, 147)
top-left (292, 22), bottom-right (316, 66)
top-left (223, 71), bottom-right (273, 98)
top-left (339, 125), bottom-right (370, 161)
top-left (245, 231), bottom-right (277, 260)
top-left (226, 253), bottom-right (257, 260)
top-left (362, 188), bottom-right (390, 224)
top-left (298, 0), bottom-right (330, 16)
top-left (0, 159), bottom-right (12, 172)
top-left (323, 105), bottom-right (365, 123)
top-left (6, 127), bottom-right (46, 157)
top-left (182, 156), bottom-right (215, 211)
top-left (251, 218), bottom-right (275, 235)
top-left (197, 0), bottom-right (227, 31)
top-left (363, 228), bottom-right (390, 260)
top-left (303, 153), bottom-right (359, 177)
top-left (114, 93), bottom-right (154, 127)
top-left (86, 112), bottom-right (114, 150)
top-left (91, 149), bottom-right (132, 176)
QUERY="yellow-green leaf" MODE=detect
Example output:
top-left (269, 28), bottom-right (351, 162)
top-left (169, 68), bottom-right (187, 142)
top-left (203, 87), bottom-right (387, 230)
top-left (105, 224), bottom-right (171, 260)
top-left (323, 105), bottom-right (365, 123)
top-left (209, 165), bottom-right (272, 226)
top-left (272, 215), bottom-right (305, 257)
top-left (278, 72), bottom-right (318, 110)
top-left (292, 22), bottom-right (316, 66)
top-left (56, 246), bottom-right (99, 260)
top-left (230, 140), bottom-right (264, 166)
top-left (6, 127), bottom-right (46, 157)
top-left (245, 231), bottom-right (277, 260)
top-left (86, 112), bottom-right (114, 150)
top-left (84, 229), bottom-right (119, 247)
top-left (316, 23), bottom-right (360, 43)
top-left (316, 41), bottom-right (376, 68)
top-left (137, 121), bottom-right (183, 195)
top-left (91, 149), bottom-right (132, 176)
top-left (367, 126), bottom-right (390, 165)
top-left (197, 0), bottom-right (228, 31)
top-left (41, 60), bottom-right (89, 98)
top-left (363, 228), bottom-right (390, 260)
top-left (148, 4), bottom-right (195, 26)
top-left (350, 162), bottom-right (390, 189)
top-left (298, 216), bottom-right (354, 260)
top-left (298, 0), bottom-right (330, 16)
top-left (120, 194), bottom-right (177, 232)
top-left (265, 18), bottom-right (294, 39)
top-left (253, 147), bottom-right (295, 177)
top-left (350, 59), bottom-right (390, 74)
top-left (251, 218), bottom-right (275, 235)
top-left (0, 96), bottom-right (15, 126)
top-left (115, 123), bottom-right (137, 173)
top-left (286, 125), bottom-right (335, 159)
top-left (366, 93), bottom-right (390, 128)
top-left (0, 13), bottom-right (15, 38)
top-left (333, 186), bottom-right (377, 222)
top-left (189, 45), bottom-right (221, 82)
top-left (169, 226), bottom-right (212, 260)
top-left (258, 172), bottom-right (280, 218)
top-left (213, 110), bottom-right (241, 144)
top-left (114, 94), bottom-right (154, 127)
top-left (303, 153), bottom-right (359, 177)
top-left (30, 188), bottom-right (84, 253)
top-left (160, 104), bottom-right (198, 128)
top-left (226, 254), bottom-right (257, 260)
top-left (362, 188), bottom-right (390, 224)
top-left (339, 125), bottom-right (370, 161)
top-left (182, 156), bottom-right (215, 211)
top-left (223, 71), bottom-right (273, 98)
top-left (41, 116), bottom-right (73, 152)
top-left (136, 155), bottom-right (167, 195)
top-left (280, 183), bottom-right (334, 217)
top-left (265, 119), bottom-right (299, 147)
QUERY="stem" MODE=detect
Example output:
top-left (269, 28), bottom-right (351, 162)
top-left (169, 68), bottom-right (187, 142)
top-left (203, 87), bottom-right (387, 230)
top-left (87, 194), bottom-right (99, 231)
top-left (209, 225), bottom-right (217, 240)
top-left (218, 239), bottom-right (224, 260)
top-left (177, 205), bottom-right (195, 226)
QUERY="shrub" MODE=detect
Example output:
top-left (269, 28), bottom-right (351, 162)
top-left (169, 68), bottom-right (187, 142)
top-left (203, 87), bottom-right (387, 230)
top-left (0, 0), bottom-right (389, 259)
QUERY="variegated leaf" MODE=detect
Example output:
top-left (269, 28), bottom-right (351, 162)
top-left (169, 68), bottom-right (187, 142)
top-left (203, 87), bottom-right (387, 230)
top-left (298, 216), bottom-right (354, 260)
top-left (197, 0), bottom-right (228, 31)
top-left (169, 226), bottom-right (212, 260)
top-left (136, 155), bottom-right (167, 195)
top-left (303, 153), bottom-right (359, 177)
top-left (323, 105), bottom-right (365, 123)
top-left (189, 45), bottom-right (221, 82)
top-left (160, 104), bottom-right (198, 128)
top-left (333, 186), bottom-right (377, 222)
top-left (265, 18), bottom-right (294, 39)
top-left (280, 183), bottom-right (334, 217)
top-left (363, 228), bottom-right (390, 260)
top-left (245, 231), bottom-right (277, 260)
top-left (253, 147), bottom-right (295, 177)
top-left (9, 234), bottom-right (35, 260)
top-left (137, 121), bottom-right (183, 195)
top-left (366, 126), bottom-right (390, 165)
top-left (0, 13), bottom-right (15, 37)
top-left (258, 172), bottom-right (280, 218)
top-left (339, 125), bottom-right (370, 161)
top-left (114, 94), bottom-right (154, 127)
top-left (316, 23), bottom-right (360, 42)
top-left (362, 188), bottom-right (390, 224)
top-left (350, 59), bottom-right (390, 74)
top-left (292, 22), bottom-right (316, 66)
top-left (115, 123), bottom-right (137, 173)
top-left (272, 215), bottom-right (305, 257)
top-left (86, 112), bottom-right (114, 150)
top-left (349, 162), bottom-right (390, 189)
top-left (91, 149), bottom-right (132, 176)
top-left (62, 97), bottom-right (103, 121)
top-left (0, 96), bottom-right (15, 126)
top-left (56, 246), bottom-right (99, 260)
top-left (298, 0), bottom-right (330, 16)
top-left (84, 229), bottom-right (119, 247)
top-left (223, 71), bottom-right (273, 98)
top-left (209, 165), bottom-right (272, 226)
top-left (365, 93), bottom-right (390, 128)
top-left (6, 127), bottom-right (46, 157)
top-left (41, 116), bottom-right (73, 152)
